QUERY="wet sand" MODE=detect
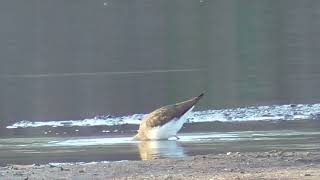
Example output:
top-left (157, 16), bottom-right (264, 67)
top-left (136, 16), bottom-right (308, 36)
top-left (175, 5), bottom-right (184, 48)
top-left (1, 151), bottom-right (319, 180)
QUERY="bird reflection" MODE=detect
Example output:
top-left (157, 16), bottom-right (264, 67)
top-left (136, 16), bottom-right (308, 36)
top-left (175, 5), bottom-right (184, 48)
top-left (137, 140), bottom-right (185, 160)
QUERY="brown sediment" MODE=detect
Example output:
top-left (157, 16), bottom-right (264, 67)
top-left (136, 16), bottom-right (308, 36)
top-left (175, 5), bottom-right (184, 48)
top-left (1, 151), bottom-right (319, 180)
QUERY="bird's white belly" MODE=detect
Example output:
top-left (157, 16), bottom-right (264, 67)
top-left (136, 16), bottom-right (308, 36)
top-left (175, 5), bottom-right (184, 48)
top-left (146, 106), bottom-right (194, 140)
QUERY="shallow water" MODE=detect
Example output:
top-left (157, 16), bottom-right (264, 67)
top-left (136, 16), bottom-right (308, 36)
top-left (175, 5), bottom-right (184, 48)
top-left (1, 0), bottom-right (320, 167)
top-left (1, 128), bottom-right (319, 166)
top-left (1, 103), bottom-right (320, 165)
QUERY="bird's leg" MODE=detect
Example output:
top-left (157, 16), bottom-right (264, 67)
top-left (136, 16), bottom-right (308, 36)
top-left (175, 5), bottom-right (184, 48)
top-left (174, 135), bottom-right (180, 140)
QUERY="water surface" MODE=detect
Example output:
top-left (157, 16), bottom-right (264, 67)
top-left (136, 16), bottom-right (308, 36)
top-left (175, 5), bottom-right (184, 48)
top-left (1, 0), bottom-right (320, 123)
top-left (1, 128), bottom-right (319, 166)
top-left (1, 0), bottom-right (320, 166)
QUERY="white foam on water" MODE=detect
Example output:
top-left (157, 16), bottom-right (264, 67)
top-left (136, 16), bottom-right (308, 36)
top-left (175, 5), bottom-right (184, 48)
top-left (179, 130), bottom-right (320, 142)
top-left (51, 130), bottom-right (320, 147)
top-left (47, 137), bottom-right (136, 146)
top-left (6, 103), bottom-right (320, 129)
top-left (6, 114), bottom-right (143, 129)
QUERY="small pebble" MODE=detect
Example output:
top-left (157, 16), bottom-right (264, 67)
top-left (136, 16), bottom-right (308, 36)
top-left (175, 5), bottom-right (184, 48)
top-left (269, 150), bottom-right (277, 153)
top-left (13, 172), bottom-right (25, 176)
top-left (255, 154), bottom-right (264, 158)
top-left (60, 167), bottom-right (70, 171)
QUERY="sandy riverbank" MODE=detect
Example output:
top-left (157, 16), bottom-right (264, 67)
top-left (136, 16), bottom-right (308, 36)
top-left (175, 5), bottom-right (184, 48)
top-left (1, 150), bottom-right (319, 180)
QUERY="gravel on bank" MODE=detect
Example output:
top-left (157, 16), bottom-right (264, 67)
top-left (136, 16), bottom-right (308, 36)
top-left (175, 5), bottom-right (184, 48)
top-left (1, 151), bottom-right (320, 180)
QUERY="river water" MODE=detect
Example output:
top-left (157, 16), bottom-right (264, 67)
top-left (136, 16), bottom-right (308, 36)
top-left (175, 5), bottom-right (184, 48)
top-left (1, 0), bottom-right (320, 165)
top-left (1, 103), bottom-right (320, 165)
top-left (1, 128), bottom-right (320, 166)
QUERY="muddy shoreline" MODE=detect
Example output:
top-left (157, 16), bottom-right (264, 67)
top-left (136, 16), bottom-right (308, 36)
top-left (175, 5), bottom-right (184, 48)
top-left (1, 151), bottom-right (319, 180)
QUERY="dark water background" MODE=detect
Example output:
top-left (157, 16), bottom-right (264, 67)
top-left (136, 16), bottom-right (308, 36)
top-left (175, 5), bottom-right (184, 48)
top-left (1, 1), bottom-right (320, 165)
top-left (1, 0), bottom-right (320, 123)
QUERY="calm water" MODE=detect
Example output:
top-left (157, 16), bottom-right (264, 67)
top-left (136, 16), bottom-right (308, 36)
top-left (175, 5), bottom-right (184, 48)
top-left (1, 129), bottom-right (320, 166)
top-left (1, 103), bottom-right (320, 165)
top-left (1, 0), bottom-right (320, 165)
top-left (1, 0), bottom-right (320, 123)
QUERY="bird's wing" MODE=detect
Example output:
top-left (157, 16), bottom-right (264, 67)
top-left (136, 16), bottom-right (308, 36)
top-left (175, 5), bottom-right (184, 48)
top-left (144, 105), bottom-right (178, 128)
top-left (142, 93), bottom-right (204, 128)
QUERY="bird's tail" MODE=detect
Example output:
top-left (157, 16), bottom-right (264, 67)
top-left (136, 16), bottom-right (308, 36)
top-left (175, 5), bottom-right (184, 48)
top-left (196, 92), bottom-right (204, 101)
top-left (191, 92), bottom-right (205, 104)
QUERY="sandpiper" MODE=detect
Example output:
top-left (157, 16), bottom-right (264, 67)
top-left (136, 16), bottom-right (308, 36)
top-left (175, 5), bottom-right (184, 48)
top-left (133, 93), bottom-right (204, 140)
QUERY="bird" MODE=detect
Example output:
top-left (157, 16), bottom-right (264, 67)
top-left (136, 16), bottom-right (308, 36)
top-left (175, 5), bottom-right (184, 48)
top-left (133, 93), bottom-right (204, 140)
